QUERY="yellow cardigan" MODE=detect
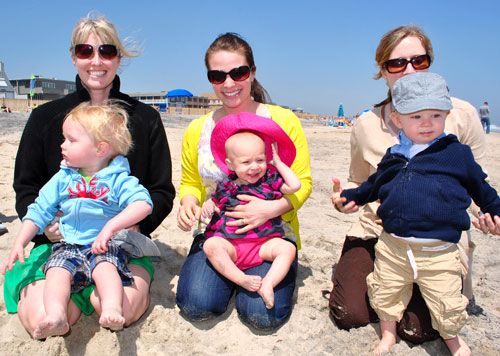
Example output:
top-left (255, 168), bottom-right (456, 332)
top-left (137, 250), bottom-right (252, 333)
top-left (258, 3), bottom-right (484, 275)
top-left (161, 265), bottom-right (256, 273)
top-left (179, 104), bottom-right (312, 249)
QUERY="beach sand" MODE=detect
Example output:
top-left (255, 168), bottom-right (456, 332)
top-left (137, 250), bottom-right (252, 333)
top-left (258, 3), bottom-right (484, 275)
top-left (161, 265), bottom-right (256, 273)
top-left (0, 112), bottom-right (499, 356)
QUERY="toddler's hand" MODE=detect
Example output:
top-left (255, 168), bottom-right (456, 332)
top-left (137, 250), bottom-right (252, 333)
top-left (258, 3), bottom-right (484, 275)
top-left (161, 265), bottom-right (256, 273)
top-left (270, 142), bottom-right (283, 166)
top-left (92, 228), bottom-right (114, 254)
top-left (330, 177), bottom-right (359, 214)
top-left (201, 199), bottom-right (219, 224)
top-left (472, 212), bottom-right (500, 235)
top-left (1, 244), bottom-right (25, 274)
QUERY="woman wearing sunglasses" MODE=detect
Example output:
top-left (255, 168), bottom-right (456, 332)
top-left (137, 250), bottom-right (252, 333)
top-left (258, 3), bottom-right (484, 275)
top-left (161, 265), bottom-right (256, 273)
top-left (328, 25), bottom-right (487, 344)
top-left (6, 12), bottom-right (175, 337)
top-left (176, 32), bottom-right (312, 330)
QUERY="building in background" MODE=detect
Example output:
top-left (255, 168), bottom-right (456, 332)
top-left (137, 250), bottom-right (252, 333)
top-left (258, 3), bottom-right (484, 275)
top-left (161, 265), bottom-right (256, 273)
top-left (0, 61), bottom-right (15, 99)
top-left (10, 76), bottom-right (76, 100)
top-left (130, 90), bottom-right (210, 111)
top-left (128, 91), bottom-right (169, 111)
top-left (167, 95), bottom-right (210, 109)
top-left (200, 92), bottom-right (222, 110)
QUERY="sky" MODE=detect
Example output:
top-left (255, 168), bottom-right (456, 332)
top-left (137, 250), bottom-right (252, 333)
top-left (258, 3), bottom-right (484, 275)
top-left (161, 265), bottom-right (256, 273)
top-left (2, 0), bottom-right (500, 126)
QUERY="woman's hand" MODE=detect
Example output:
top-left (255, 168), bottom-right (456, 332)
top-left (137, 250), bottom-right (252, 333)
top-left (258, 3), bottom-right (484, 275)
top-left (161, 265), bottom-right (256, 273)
top-left (330, 178), bottom-right (358, 214)
top-left (44, 211), bottom-right (63, 242)
top-left (472, 212), bottom-right (500, 235)
top-left (225, 195), bottom-right (290, 234)
top-left (177, 195), bottom-right (201, 232)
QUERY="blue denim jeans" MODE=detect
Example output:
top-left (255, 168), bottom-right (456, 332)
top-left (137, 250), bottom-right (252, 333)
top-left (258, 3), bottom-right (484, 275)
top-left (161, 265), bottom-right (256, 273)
top-left (176, 233), bottom-right (298, 331)
top-left (481, 117), bottom-right (491, 134)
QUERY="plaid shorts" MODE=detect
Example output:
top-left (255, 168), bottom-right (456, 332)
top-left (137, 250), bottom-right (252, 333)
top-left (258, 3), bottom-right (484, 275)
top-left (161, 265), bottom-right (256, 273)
top-left (44, 240), bottom-right (134, 293)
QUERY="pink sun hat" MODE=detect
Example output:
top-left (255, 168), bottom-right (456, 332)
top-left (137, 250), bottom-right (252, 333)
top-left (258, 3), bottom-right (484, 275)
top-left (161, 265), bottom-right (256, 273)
top-left (210, 112), bottom-right (297, 175)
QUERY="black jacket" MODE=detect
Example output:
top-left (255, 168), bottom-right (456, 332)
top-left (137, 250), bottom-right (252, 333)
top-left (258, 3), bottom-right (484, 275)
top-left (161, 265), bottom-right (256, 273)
top-left (14, 75), bottom-right (175, 246)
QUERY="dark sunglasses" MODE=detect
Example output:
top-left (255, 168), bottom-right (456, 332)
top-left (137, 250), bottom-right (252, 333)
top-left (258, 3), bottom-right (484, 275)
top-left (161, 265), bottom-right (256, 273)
top-left (382, 54), bottom-right (431, 73)
top-left (73, 44), bottom-right (119, 60)
top-left (207, 65), bottom-right (254, 84)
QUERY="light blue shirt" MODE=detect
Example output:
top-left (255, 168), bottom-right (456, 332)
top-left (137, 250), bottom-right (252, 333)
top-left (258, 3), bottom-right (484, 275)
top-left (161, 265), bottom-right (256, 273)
top-left (390, 131), bottom-right (446, 160)
top-left (24, 155), bottom-right (153, 245)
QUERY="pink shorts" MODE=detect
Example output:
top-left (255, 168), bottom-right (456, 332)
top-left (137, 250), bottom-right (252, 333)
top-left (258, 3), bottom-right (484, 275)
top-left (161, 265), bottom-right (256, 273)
top-left (231, 237), bottom-right (271, 270)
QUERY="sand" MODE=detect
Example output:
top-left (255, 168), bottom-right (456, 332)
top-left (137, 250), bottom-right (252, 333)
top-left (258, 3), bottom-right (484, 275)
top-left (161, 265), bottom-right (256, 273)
top-left (0, 112), bottom-right (499, 356)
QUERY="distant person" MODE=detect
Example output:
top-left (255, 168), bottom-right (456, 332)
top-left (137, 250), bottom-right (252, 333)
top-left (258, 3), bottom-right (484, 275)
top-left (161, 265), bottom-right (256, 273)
top-left (7, 12), bottom-right (175, 338)
top-left (328, 25), bottom-right (490, 345)
top-left (3, 101), bottom-right (154, 338)
top-left (202, 113), bottom-right (301, 309)
top-left (479, 101), bottom-right (491, 134)
top-left (176, 32), bottom-right (312, 330)
top-left (333, 72), bottom-right (500, 356)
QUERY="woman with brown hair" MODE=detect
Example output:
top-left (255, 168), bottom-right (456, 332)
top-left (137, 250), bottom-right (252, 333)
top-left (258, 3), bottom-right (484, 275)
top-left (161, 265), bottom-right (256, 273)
top-left (176, 33), bottom-right (312, 331)
top-left (329, 25), bottom-right (486, 344)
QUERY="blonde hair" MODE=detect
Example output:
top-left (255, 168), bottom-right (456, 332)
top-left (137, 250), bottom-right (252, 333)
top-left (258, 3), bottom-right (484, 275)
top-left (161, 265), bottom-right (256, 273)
top-left (374, 25), bottom-right (434, 107)
top-left (65, 100), bottom-right (132, 156)
top-left (70, 11), bottom-right (140, 59)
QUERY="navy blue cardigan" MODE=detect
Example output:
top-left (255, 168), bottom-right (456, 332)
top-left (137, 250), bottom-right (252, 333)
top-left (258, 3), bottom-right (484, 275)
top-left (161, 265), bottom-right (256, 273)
top-left (341, 134), bottom-right (500, 243)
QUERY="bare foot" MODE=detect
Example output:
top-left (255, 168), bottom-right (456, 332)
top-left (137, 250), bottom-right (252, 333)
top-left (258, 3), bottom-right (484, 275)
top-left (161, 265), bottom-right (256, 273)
top-left (373, 333), bottom-right (396, 355)
top-left (258, 280), bottom-right (275, 309)
top-left (445, 335), bottom-right (471, 356)
top-left (33, 315), bottom-right (69, 339)
top-left (238, 275), bottom-right (262, 292)
top-left (99, 307), bottom-right (125, 331)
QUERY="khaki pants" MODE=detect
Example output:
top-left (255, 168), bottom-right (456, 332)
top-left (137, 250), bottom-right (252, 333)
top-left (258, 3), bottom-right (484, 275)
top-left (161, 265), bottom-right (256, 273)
top-left (458, 230), bottom-right (475, 300)
top-left (367, 232), bottom-right (468, 339)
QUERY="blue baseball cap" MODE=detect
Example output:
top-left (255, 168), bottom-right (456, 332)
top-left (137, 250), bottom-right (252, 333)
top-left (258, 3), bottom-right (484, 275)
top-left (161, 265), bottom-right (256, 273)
top-left (392, 72), bottom-right (453, 114)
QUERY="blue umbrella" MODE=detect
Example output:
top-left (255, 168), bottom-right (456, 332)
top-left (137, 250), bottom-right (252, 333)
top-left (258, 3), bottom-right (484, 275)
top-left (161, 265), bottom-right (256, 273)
top-left (337, 103), bottom-right (344, 117)
top-left (165, 89), bottom-right (193, 97)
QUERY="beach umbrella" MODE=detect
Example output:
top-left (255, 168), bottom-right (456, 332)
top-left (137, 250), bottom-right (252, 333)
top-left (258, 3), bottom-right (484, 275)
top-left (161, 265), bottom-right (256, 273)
top-left (337, 103), bottom-right (344, 117)
top-left (165, 89), bottom-right (193, 97)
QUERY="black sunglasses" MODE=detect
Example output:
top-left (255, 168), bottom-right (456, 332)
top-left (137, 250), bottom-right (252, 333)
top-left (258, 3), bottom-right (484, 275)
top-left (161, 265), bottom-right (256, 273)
top-left (207, 65), bottom-right (254, 84)
top-left (73, 44), bottom-right (119, 60)
top-left (382, 54), bottom-right (431, 74)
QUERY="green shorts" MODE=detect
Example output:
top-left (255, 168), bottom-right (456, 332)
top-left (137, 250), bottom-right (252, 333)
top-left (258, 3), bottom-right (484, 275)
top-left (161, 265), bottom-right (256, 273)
top-left (3, 244), bottom-right (154, 316)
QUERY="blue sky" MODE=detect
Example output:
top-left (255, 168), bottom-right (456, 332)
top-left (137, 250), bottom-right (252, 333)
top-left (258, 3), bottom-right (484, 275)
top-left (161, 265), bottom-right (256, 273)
top-left (3, 1), bottom-right (500, 125)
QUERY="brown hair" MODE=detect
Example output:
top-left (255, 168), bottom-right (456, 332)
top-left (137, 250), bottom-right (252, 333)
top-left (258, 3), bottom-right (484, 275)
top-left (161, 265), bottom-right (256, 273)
top-left (205, 32), bottom-right (271, 104)
top-left (374, 25), bottom-right (434, 108)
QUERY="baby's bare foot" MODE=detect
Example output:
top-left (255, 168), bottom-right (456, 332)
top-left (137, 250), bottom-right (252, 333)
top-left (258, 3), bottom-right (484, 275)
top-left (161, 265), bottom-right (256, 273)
top-left (99, 307), bottom-right (125, 331)
top-left (33, 315), bottom-right (69, 339)
top-left (373, 333), bottom-right (396, 355)
top-left (445, 335), bottom-right (471, 356)
top-left (258, 280), bottom-right (275, 309)
top-left (239, 275), bottom-right (262, 292)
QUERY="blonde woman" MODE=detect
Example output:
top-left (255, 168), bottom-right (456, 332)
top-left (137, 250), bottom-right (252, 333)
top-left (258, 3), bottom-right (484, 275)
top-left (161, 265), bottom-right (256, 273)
top-left (7, 12), bottom-right (175, 337)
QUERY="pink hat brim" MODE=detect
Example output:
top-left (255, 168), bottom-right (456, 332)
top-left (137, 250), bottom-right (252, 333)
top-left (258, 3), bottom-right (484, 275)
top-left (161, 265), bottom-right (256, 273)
top-left (211, 112), bottom-right (296, 175)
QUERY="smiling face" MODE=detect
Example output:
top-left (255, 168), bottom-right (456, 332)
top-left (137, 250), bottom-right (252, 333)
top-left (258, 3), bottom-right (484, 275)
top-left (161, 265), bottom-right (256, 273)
top-left (207, 50), bottom-right (255, 112)
top-left (225, 132), bottom-right (267, 184)
top-left (390, 109), bottom-right (448, 144)
top-left (382, 36), bottom-right (429, 89)
top-left (72, 33), bottom-right (120, 97)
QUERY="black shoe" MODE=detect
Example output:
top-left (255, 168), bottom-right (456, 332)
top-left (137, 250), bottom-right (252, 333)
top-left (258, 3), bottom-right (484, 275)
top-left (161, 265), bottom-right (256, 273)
top-left (466, 296), bottom-right (484, 316)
